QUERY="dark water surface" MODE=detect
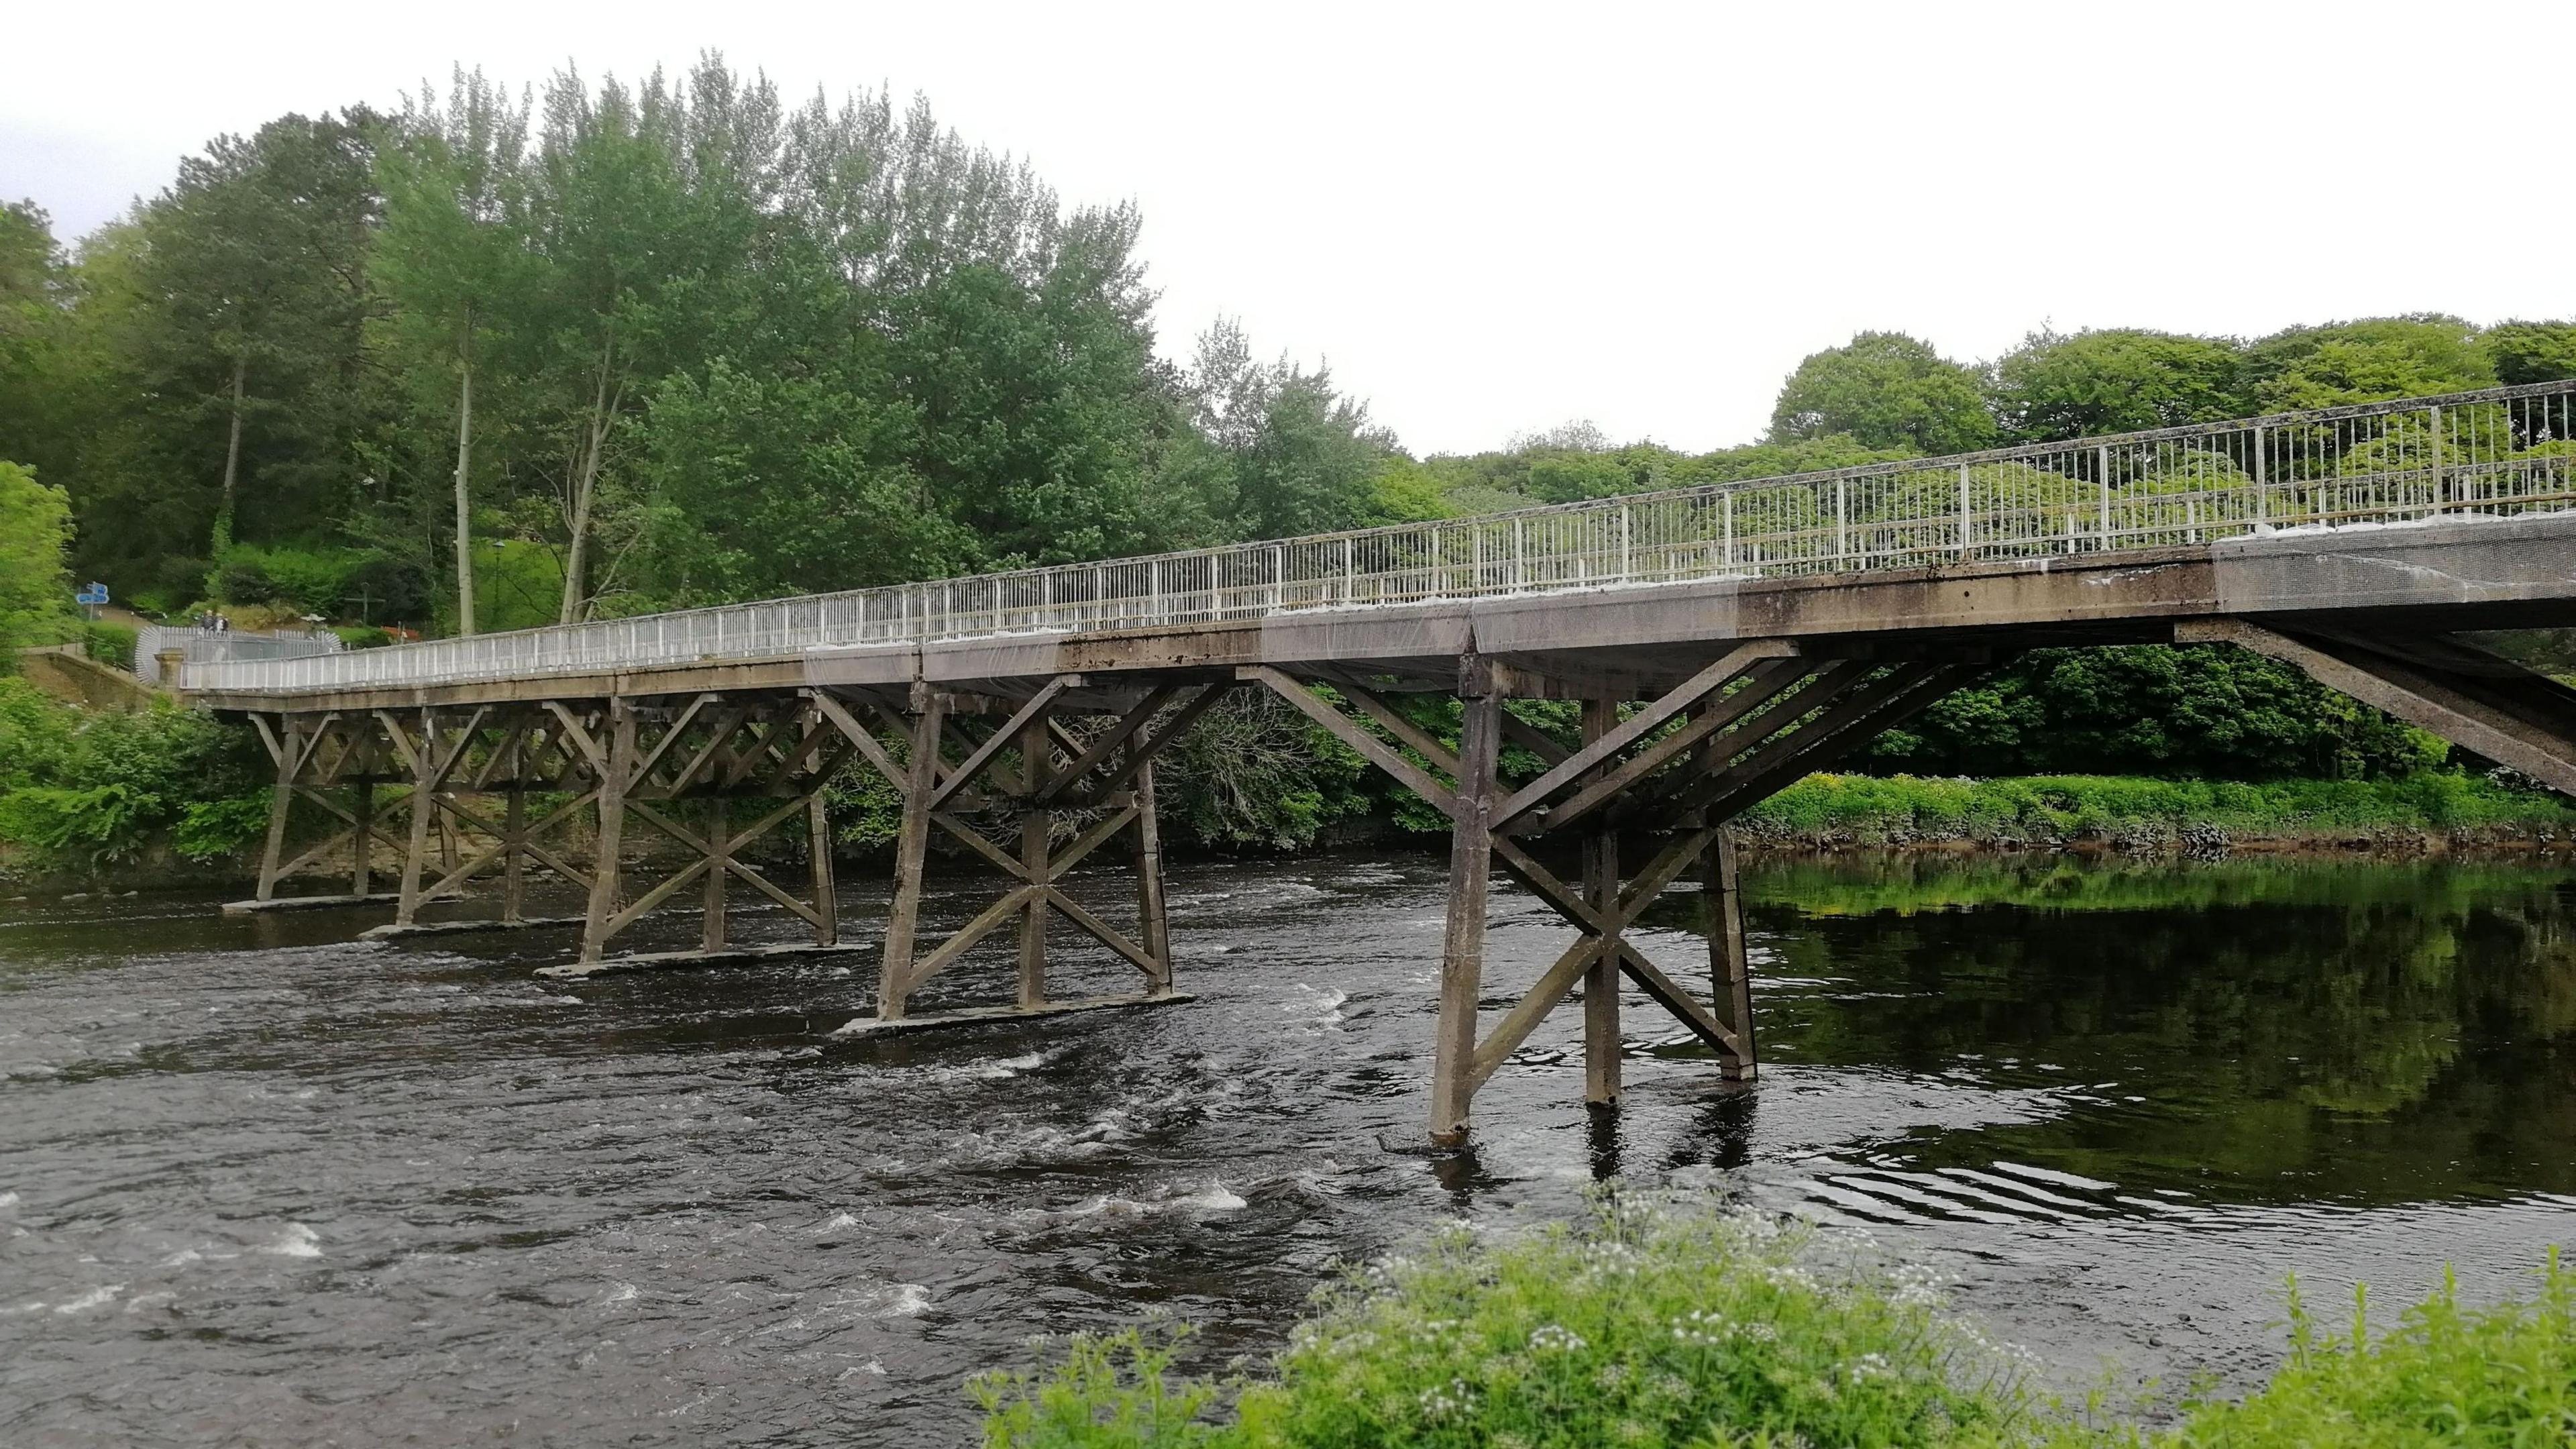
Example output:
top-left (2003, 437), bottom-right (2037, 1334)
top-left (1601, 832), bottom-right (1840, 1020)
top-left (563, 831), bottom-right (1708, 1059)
top-left (4, 851), bottom-right (2573, 1445)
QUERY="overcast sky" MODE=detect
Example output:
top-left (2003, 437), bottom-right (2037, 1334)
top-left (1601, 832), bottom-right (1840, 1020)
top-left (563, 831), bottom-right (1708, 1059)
top-left (9, 1), bottom-right (2572, 455)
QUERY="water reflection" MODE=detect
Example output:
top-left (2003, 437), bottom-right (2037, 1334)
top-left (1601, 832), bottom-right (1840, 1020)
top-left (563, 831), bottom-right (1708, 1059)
top-left (1728, 853), bottom-right (2576, 1206)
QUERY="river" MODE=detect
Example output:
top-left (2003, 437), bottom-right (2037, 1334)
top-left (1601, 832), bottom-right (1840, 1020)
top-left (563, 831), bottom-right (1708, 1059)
top-left (3, 849), bottom-right (2573, 1444)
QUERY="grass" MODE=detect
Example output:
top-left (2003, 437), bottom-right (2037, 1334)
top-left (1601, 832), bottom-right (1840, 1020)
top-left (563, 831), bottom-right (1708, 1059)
top-left (1737, 773), bottom-right (2576, 848)
top-left (974, 1197), bottom-right (2576, 1448)
top-left (2157, 1256), bottom-right (2576, 1447)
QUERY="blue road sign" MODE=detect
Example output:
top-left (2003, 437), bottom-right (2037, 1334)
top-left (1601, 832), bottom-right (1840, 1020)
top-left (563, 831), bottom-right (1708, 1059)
top-left (74, 583), bottom-right (109, 606)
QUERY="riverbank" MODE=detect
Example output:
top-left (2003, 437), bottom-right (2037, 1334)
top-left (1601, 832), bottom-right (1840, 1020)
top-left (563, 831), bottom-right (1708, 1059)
top-left (1734, 771), bottom-right (2576, 853)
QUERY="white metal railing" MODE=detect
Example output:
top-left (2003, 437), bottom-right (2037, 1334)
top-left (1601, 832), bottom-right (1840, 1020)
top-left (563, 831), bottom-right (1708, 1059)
top-left (141, 625), bottom-right (343, 688)
top-left (186, 380), bottom-right (2576, 695)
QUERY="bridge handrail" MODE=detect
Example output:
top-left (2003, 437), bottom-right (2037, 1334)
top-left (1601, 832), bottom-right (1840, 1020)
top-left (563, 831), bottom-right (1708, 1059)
top-left (186, 379), bottom-right (2576, 695)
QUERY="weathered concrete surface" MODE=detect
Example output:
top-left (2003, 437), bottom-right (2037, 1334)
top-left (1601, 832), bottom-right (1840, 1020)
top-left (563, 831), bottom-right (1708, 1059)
top-left (15, 647), bottom-right (162, 710)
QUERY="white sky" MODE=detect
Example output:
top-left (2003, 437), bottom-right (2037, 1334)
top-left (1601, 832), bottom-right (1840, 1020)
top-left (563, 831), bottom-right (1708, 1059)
top-left (8, 0), bottom-right (2573, 457)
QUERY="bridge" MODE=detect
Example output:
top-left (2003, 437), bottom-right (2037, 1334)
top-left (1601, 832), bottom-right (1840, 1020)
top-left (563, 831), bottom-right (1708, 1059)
top-left (182, 381), bottom-right (2576, 1142)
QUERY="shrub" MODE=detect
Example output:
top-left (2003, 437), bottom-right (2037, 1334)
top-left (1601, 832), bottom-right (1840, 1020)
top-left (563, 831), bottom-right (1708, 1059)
top-left (0, 678), bottom-right (265, 868)
top-left (209, 544), bottom-right (376, 617)
top-left (979, 1205), bottom-right (2576, 1448)
top-left (977, 1195), bottom-right (2053, 1448)
top-left (82, 621), bottom-right (137, 669)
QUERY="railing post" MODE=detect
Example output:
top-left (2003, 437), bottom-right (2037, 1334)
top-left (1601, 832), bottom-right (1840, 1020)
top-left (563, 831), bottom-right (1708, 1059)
top-left (1835, 478), bottom-right (1848, 562)
top-left (1617, 504), bottom-right (1631, 581)
top-left (2428, 404), bottom-right (2447, 511)
top-left (2251, 427), bottom-right (2267, 531)
top-left (1958, 464), bottom-right (1974, 557)
top-left (1722, 491), bottom-right (1734, 570)
top-left (2098, 444), bottom-right (2112, 545)
top-left (1513, 518), bottom-right (1526, 591)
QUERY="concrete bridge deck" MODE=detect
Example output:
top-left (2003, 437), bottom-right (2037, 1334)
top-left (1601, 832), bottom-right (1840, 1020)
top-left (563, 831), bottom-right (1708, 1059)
top-left (184, 382), bottom-right (2576, 1142)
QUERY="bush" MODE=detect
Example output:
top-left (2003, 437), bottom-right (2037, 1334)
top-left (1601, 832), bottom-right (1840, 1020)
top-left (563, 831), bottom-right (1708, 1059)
top-left (209, 544), bottom-right (376, 617)
top-left (980, 1208), bottom-right (2576, 1448)
top-left (82, 621), bottom-right (137, 669)
top-left (977, 1195), bottom-right (2051, 1448)
top-left (0, 678), bottom-right (265, 867)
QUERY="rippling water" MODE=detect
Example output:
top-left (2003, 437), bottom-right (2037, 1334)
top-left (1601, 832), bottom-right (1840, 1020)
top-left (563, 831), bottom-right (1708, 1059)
top-left (4, 850), bottom-right (2573, 1444)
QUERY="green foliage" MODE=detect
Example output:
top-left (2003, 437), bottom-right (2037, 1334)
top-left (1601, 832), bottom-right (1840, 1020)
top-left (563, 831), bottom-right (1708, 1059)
top-left (211, 543), bottom-right (372, 614)
top-left (0, 459), bottom-right (77, 644)
top-left (2162, 1254), bottom-right (2576, 1448)
top-left (1770, 331), bottom-right (1996, 455)
top-left (1868, 646), bottom-right (2446, 780)
top-left (0, 678), bottom-right (265, 867)
top-left (980, 1197), bottom-right (2576, 1449)
top-left (1159, 690), bottom-right (1372, 851)
top-left (171, 794), bottom-right (276, 861)
top-left (1989, 329), bottom-right (2249, 441)
top-left (466, 538), bottom-right (566, 633)
top-left (975, 1326), bottom-right (1226, 1448)
top-left (978, 1195), bottom-right (2051, 1448)
top-left (1739, 772), bottom-right (2576, 846)
top-left (2481, 321), bottom-right (2576, 386)
top-left (82, 621), bottom-right (137, 669)
top-left (2243, 315), bottom-right (2494, 411)
top-left (1185, 319), bottom-right (1396, 541)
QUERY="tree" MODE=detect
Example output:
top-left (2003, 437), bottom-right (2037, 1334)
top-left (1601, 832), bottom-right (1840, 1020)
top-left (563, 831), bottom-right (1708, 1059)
top-left (521, 68), bottom-right (697, 622)
top-left (2242, 315), bottom-right (2493, 411)
top-left (0, 203), bottom-right (77, 496)
top-left (129, 111), bottom-right (381, 553)
top-left (1185, 319), bottom-right (1391, 540)
top-left (1866, 645), bottom-right (2442, 780)
top-left (2483, 320), bottom-right (2576, 386)
top-left (1769, 331), bottom-right (1994, 455)
top-left (374, 70), bottom-right (534, 635)
top-left (1988, 328), bottom-right (2247, 441)
top-left (0, 461), bottom-right (74, 645)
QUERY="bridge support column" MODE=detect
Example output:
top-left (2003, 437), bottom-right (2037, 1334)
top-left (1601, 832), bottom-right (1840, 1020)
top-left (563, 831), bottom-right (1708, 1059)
top-left (1430, 683), bottom-right (1501, 1143)
top-left (359, 706), bottom-right (602, 941)
top-left (827, 678), bottom-right (1214, 1037)
top-left (1709, 826), bottom-right (1755, 1081)
top-left (1578, 696), bottom-right (1621, 1106)
top-left (1250, 641), bottom-right (1984, 1143)
top-left (224, 711), bottom-right (406, 915)
top-left (541, 693), bottom-right (853, 977)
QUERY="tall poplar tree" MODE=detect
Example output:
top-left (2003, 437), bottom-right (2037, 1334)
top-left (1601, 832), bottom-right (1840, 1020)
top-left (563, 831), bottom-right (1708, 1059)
top-left (374, 70), bottom-right (533, 634)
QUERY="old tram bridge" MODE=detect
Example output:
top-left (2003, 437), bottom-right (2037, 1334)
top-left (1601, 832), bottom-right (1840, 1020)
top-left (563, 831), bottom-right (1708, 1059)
top-left (180, 383), bottom-right (2576, 1142)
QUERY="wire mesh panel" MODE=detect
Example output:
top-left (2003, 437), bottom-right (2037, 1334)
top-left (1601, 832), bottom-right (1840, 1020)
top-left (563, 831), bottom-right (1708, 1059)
top-left (187, 380), bottom-right (2576, 694)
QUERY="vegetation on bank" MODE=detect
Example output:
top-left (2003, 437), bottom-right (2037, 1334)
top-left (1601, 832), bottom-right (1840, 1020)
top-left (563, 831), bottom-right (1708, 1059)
top-left (1739, 773), bottom-right (2576, 849)
top-left (0, 676), bottom-right (266, 872)
top-left (973, 1196), bottom-right (2576, 1447)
